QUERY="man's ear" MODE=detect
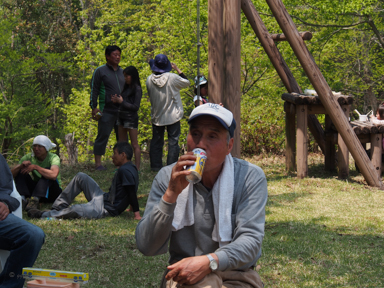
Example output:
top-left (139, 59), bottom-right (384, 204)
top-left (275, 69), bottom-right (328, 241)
top-left (227, 138), bottom-right (234, 155)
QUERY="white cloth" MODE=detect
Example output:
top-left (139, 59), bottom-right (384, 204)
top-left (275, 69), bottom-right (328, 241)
top-left (32, 135), bottom-right (56, 156)
top-left (172, 154), bottom-right (234, 247)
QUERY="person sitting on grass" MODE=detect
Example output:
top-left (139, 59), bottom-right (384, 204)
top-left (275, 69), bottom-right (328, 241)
top-left (11, 135), bottom-right (62, 212)
top-left (28, 142), bottom-right (141, 220)
top-left (136, 104), bottom-right (267, 287)
top-left (0, 153), bottom-right (45, 288)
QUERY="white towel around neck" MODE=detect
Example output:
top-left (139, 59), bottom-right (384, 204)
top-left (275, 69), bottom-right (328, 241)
top-left (172, 154), bottom-right (234, 247)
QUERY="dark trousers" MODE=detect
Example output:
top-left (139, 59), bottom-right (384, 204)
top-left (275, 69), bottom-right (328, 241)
top-left (149, 122), bottom-right (181, 170)
top-left (15, 173), bottom-right (62, 203)
top-left (0, 214), bottom-right (45, 288)
top-left (94, 111), bottom-right (118, 156)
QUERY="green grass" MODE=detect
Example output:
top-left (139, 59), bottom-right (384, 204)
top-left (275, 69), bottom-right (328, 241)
top-left (25, 153), bottom-right (384, 287)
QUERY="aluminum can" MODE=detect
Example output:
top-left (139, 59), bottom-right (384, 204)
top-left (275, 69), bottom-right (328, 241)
top-left (94, 112), bottom-right (103, 121)
top-left (185, 148), bottom-right (207, 184)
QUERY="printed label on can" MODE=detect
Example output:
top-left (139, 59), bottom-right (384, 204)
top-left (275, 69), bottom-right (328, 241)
top-left (186, 148), bottom-right (207, 183)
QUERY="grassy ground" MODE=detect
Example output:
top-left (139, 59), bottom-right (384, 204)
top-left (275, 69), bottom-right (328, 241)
top-left (24, 153), bottom-right (384, 287)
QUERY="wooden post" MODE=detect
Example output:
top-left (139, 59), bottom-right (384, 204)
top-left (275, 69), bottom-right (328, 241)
top-left (208, 0), bottom-right (241, 158)
top-left (208, 0), bottom-right (224, 105)
top-left (324, 115), bottom-right (336, 171)
top-left (371, 133), bottom-right (382, 177)
top-left (284, 102), bottom-right (296, 171)
top-left (266, 0), bottom-right (384, 189)
top-left (338, 105), bottom-right (350, 178)
top-left (297, 105), bottom-right (308, 178)
top-left (223, 0), bottom-right (241, 158)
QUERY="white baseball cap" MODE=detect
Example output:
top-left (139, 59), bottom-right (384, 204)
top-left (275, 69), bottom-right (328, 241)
top-left (188, 103), bottom-right (236, 137)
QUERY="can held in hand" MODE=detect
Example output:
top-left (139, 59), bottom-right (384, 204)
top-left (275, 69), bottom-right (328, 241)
top-left (185, 148), bottom-right (207, 184)
top-left (94, 112), bottom-right (103, 121)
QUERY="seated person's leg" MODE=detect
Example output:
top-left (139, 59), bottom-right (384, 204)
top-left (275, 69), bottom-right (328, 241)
top-left (0, 214), bottom-right (45, 287)
top-left (14, 172), bottom-right (35, 199)
top-left (25, 177), bottom-right (55, 211)
top-left (51, 172), bottom-right (103, 211)
top-left (39, 180), bottom-right (62, 204)
top-left (41, 194), bottom-right (107, 220)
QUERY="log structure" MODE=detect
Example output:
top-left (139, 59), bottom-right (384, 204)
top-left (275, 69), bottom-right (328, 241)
top-left (207, 0), bottom-right (383, 188)
top-left (240, 0), bottom-right (326, 171)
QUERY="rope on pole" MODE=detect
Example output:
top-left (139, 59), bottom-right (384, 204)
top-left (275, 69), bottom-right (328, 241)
top-left (196, 0), bottom-right (202, 101)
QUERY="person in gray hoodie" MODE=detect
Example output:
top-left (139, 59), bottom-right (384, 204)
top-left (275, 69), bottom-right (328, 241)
top-left (146, 54), bottom-right (190, 172)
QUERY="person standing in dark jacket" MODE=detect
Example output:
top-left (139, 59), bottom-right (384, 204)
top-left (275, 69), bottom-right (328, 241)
top-left (90, 45), bottom-right (125, 171)
top-left (111, 66), bottom-right (142, 170)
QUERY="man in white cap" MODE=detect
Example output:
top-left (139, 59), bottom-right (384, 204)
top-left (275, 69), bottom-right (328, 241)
top-left (146, 54), bottom-right (190, 172)
top-left (11, 135), bottom-right (62, 211)
top-left (136, 103), bottom-right (267, 287)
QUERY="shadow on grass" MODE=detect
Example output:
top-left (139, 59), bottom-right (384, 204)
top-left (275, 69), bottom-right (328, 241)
top-left (264, 161), bottom-right (368, 187)
top-left (261, 219), bottom-right (384, 287)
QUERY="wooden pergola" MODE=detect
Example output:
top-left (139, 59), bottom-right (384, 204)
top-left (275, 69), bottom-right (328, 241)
top-left (207, 0), bottom-right (384, 189)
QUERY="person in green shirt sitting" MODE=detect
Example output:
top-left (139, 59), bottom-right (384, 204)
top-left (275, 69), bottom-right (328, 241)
top-left (11, 135), bottom-right (62, 211)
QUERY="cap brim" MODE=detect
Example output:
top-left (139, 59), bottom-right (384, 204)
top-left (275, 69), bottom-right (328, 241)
top-left (188, 113), bottom-right (236, 138)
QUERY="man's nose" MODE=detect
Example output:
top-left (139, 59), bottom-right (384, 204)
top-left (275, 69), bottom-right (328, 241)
top-left (196, 137), bottom-right (207, 150)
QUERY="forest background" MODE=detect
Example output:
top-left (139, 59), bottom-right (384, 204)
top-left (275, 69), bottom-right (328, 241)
top-left (1, 0), bottom-right (384, 162)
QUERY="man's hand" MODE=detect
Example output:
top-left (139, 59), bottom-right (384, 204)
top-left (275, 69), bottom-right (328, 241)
top-left (163, 152), bottom-right (196, 203)
top-left (165, 256), bottom-right (211, 285)
top-left (111, 94), bottom-right (123, 104)
top-left (19, 161), bottom-right (32, 174)
top-left (92, 108), bottom-right (101, 119)
top-left (171, 63), bottom-right (182, 74)
top-left (0, 202), bottom-right (10, 221)
top-left (21, 164), bottom-right (36, 174)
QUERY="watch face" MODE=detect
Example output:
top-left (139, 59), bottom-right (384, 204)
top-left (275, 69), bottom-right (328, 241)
top-left (210, 260), bottom-right (218, 271)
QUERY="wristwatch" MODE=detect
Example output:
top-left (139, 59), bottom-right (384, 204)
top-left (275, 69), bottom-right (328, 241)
top-left (206, 254), bottom-right (218, 271)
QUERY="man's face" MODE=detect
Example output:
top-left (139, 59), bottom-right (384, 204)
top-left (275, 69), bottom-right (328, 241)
top-left (106, 50), bottom-right (121, 67)
top-left (200, 85), bottom-right (208, 97)
top-left (32, 144), bottom-right (47, 160)
top-left (112, 149), bottom-right (125, 167)
top-left (187, 116), bottom-right (233, 175)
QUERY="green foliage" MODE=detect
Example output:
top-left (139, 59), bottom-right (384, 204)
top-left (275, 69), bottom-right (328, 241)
top-left (241, 95), bottom-right (285, 155)
top-left (4, 0), bottom-right (384, 157)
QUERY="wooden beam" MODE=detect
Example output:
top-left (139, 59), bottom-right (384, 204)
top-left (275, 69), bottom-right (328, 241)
top-left (271, 31), bottom-right (312, 42)
top-left (266, 0), bottom-right (384, 189)
top-left (241, 0), bottom-right (326, 156)
top-left (223, 0), bottom-right (241, 158)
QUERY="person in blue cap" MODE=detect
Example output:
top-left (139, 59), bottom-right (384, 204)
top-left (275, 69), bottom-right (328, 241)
top-left (146, 54), bottom-right (190, 172)
top-left (193, 75), bottom-right (209, 107)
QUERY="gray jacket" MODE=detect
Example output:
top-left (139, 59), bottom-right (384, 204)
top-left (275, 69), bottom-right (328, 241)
top-left (135, 157), bottom-right (268, 271)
